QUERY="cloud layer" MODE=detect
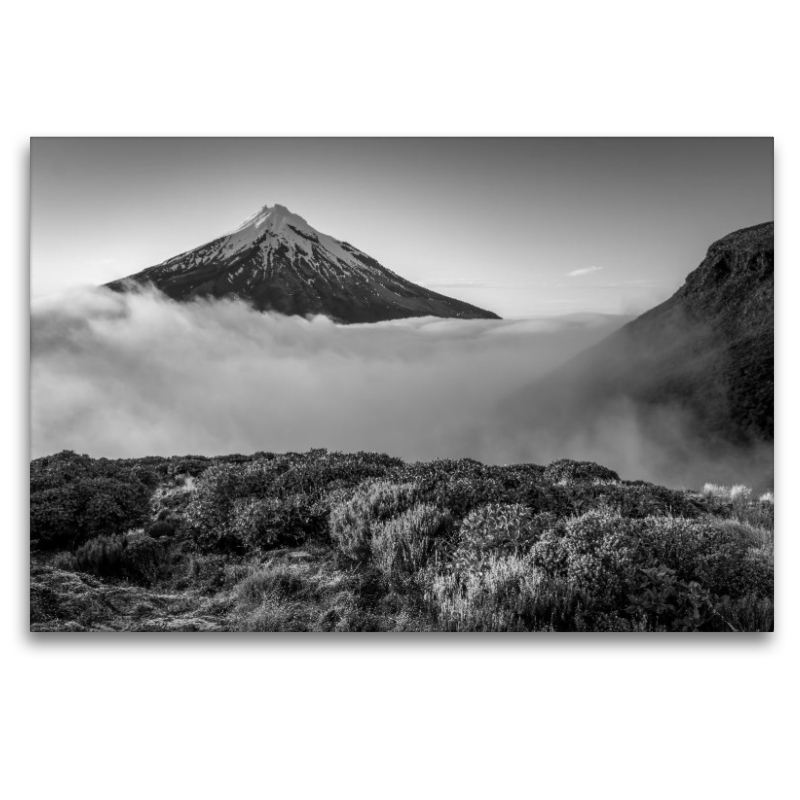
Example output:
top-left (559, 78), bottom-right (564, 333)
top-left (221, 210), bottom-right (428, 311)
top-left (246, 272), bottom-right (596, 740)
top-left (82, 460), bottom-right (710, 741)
top-left (30, 287), bottom-right (773, 490)
top-left (31, 288), bottom-right (626, 466)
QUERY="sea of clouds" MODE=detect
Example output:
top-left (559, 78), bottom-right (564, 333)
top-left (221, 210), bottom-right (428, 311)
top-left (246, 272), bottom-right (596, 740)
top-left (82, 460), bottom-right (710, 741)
top-left (30, 287), bottom-right (625, 461)
top-left (31, 287), bottom-right (771, 489)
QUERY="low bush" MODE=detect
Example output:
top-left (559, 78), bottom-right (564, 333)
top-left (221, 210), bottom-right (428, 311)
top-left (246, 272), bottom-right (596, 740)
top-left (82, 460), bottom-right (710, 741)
top-left (184, 451), bottom-right (405, 553)
top-left (69, 532), bottom-right (171, 585)
top-left (30, 476), bottom-right (152, 550)
top-left (543, 459), bottom-right (620, 485)
top-left (700, 483), bottom-right (775, 529)
top-left (147, 520), bottom-right (177, 539)
top-left (609, 481), bottom-right (705, 519)
top-left (149, 477), bottom-right (196, 522)
top-left (425, 554), bottom-right (579, 632)
top-left (529, 509), bottom-right (773, 629)
top-left (455, 504), bottom-right (553, 568)
top-left (329, 481), bottom-right (419, 565)
top-left (558, 509), bottom-right (640, 610)
top-left (183, 461), bottom-right (274, 552)
top-left (236, 561), bottom-right (313, 606)
top-left (29, 448), bottom-right (774, 632)
top-left (371, 503), bottom-right (453, 579)
top-left (166, 456), bottom-right (212, 479)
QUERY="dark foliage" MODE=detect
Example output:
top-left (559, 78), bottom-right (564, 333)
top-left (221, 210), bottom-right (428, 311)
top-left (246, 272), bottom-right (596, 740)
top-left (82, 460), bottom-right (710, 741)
top-left (542, 459), bottom-right (621, 485)
top-left (183, 449), bottom-right (405, 553)
top-left (69, 533), bottom-right (171, 586)
top-left (147, 520), bottom-right (177, 539)
top-left (30, 451), bottom-right (153, 549)
top-left (29, 447), bottom-right (773, 632)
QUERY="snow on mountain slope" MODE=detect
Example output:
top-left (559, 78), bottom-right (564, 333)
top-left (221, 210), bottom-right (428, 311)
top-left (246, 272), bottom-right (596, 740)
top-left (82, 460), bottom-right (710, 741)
top-left (105, 204), bottom-right (500, 323)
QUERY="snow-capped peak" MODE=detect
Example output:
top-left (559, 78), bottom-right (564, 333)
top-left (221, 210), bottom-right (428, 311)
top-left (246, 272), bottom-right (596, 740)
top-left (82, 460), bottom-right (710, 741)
top-left (217, 202), bottom-right (364, 271)
top-left (232, 203), bottom-right (307, 235)
top-left (105, 201), bottom-right (501, 322)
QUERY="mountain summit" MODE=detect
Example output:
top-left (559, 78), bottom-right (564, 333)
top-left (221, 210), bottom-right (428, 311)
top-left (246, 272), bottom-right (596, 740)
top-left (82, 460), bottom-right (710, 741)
top-left (105, 204), bottom-right (500, 323)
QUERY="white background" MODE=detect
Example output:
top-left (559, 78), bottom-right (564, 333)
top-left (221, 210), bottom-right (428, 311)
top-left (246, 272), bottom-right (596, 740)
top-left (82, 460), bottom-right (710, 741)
top-left (3, 2), bottom-right (797, 798)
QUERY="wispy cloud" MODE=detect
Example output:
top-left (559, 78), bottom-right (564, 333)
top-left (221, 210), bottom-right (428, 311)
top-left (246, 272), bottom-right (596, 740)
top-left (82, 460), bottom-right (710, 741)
top-left (566, 266), bottom-right (603, 278)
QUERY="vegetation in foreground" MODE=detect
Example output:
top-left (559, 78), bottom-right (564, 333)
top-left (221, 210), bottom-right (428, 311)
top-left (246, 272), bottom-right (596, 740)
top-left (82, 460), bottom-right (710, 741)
top-left (30, 449), bottom-right (774, 632)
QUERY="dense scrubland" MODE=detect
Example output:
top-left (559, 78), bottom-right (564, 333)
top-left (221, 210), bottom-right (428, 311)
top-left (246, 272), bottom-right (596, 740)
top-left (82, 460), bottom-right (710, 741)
top-left (30, 449), bottom-right (774, 632)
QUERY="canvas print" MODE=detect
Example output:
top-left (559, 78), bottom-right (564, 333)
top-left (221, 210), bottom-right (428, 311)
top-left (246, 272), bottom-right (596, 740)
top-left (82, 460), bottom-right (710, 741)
top-left (29, 137), bottom-right (774, 632)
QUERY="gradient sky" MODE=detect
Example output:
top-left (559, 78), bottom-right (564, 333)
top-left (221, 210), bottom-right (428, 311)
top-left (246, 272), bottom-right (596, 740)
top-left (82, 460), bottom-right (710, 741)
top-left (30, 138), bottom-right (773, 317)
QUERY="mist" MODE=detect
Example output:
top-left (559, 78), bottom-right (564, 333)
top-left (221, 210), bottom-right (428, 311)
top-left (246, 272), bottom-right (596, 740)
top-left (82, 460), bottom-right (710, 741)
top-left (31, 287), bottom-right (771, 491)
top-left (31, 287), bottom-right (626, 460)
top-left (486, 396), bottom-right (774, 493)
top-left (486, 310), bottom-right (775, 491)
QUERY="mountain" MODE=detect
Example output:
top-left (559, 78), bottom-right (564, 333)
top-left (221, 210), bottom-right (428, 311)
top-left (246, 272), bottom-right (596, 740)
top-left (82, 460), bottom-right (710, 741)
top-left (105, 204), bottom-right (500, 323)
top-left (500, 222), bottom-right (774, 486)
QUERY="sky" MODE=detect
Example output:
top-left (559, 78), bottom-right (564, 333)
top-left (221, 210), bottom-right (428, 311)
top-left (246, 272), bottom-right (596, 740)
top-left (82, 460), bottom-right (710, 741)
top-left (30, 137), bottom-right (773, 317)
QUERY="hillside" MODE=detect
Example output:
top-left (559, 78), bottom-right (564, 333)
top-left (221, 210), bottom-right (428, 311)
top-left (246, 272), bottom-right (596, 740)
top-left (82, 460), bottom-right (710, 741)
top-left (500, 222), bottom-right (774, 487)
top-left (599, 221), bottom-right (773, 442)
top-left (30, 449), bottom-right (773, 632)
top-left (105, 204), bottom-right (500, 323)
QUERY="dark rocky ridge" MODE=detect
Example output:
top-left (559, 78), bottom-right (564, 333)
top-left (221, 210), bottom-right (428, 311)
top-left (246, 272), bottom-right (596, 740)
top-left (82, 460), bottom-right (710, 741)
top-left (502, 222), bottom-right (774, 485)
top-left (105, 204), bottom-right (500, 324)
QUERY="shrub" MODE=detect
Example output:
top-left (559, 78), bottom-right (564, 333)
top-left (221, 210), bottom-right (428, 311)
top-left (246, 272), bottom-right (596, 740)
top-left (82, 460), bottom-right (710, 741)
top-left (559, 509), bottom-right (639, 610)
top-left (423, 475), bottom-right (505, 521)
top-left (543, 459), bottom-right (620, 485)
top-left (30, 450), bottom-right (94, 493)
top-left (634, 516), bottom-right (771, 598)
top-left (70, 532), bottom-right (170, 585)
top-left (329, 481), bottom-right (419, 565)
top-left (527, 509), bottom-right (773, 629)
top-left (699, 483), bottom-right (774, 529)
top-left (130, 465), bottom-right (160, 488)
top-left (608, 481), bottom-right (704, 519)
top-left (372, 503), bottom-right (453, 579)
top-left (166, 456), bottom-right (212, 479)
top-left (29, 449), bottom-right (773, 631)
top-left (425, 554), bottom-right (578, 631)
top-left (399, 460), bottom-right (557, 520)
top-left (183, 462), bottom-right (273, 552)
top-left (183, 451), bottom-right (404, 553)
top-left (236, 561), bottom-right (312, 605)
top-left (231, 493), bottom-right (334, 551)
top-left (702, 483), bottom-right (729, 499)
top-left (729, 485), bottom-right (753, 502)
top-left (147, 520), bottom-right (176, 539)
top-left (713, 594), bottom-right (774, 633)
top-left (735, 496), bottom-right (774, 530)
top-left (624, 566), bottom-right (716, 631)
top-left (530, 522), bottom-right (570, 577)
top-left (30, 476), bottom-right (152, 550)
top-left (150, 477), bottom-right (196, 521)
top-left (229, 497), bottom-right (283, 550)
top-left (232, 560), bottom-right (320, 632)
top-left (455, 504), bottom-right (553, 569)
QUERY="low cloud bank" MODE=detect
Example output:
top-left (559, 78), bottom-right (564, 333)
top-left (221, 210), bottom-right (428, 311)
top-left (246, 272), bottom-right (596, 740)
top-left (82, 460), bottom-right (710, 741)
top-left (486, 396), bottom-right (773, 493)
top-left (31, 287), bottom-right (771, 490)
top-left (31, 287), bottom-right (625, 462)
